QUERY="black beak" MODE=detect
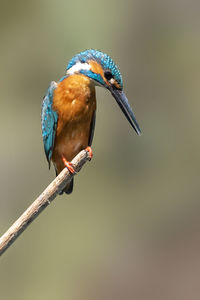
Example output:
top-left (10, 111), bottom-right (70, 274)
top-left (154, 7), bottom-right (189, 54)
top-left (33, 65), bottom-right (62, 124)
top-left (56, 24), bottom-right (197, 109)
top-left (110, 88), bottom-right (141, 135)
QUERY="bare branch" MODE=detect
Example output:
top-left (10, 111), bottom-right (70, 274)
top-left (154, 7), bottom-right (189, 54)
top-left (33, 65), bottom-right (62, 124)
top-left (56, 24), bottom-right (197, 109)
top-left (0, 149), bottom-right (91, 256)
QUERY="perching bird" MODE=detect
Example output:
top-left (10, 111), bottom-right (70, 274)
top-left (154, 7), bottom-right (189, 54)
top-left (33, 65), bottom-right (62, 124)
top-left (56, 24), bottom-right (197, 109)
top-left (42, 49), bottom-right (141, 194)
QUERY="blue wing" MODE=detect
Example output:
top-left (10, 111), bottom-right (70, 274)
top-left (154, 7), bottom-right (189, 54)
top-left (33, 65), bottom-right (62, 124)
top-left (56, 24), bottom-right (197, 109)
top-left (41, 81), bottom-right (58, 168)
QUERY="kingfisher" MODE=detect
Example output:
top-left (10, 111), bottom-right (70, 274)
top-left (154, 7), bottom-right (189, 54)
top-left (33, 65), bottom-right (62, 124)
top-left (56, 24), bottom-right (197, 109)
top-left (41, 49), bottom-right (141, 194)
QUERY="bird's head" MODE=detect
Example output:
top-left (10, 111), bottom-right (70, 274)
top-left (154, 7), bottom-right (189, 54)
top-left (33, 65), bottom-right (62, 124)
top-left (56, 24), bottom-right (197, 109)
top-left (66, 49), bottom-right (141, 135)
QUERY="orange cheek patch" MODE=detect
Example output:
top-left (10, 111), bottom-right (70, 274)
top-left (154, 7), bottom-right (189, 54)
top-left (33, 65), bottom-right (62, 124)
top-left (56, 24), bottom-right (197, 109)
top-left (89, 60), bottom-right (104, 76)
top-left (89, 60), bottom-right (109, 85)
top-left (89, 60), bottom-right (121, 89)
top-left (113, 80), bottom-right (121, 89)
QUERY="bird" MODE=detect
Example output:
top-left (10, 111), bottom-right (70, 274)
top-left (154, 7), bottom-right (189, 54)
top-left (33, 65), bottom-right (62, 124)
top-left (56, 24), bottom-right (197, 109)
top-left (41, 49), bottom-right (141, 194)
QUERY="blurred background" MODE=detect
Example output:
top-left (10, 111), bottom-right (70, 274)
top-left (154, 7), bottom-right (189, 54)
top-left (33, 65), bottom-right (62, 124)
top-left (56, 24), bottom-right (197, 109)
top-left (0, 0), bottom-right (200, 299)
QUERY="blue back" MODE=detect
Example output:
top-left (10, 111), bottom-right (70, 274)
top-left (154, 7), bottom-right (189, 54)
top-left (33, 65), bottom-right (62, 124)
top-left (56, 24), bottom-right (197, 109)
top-left (66, 49), bottom-right (123, 88)
top-left (41, 81), bottom-right (58, 166)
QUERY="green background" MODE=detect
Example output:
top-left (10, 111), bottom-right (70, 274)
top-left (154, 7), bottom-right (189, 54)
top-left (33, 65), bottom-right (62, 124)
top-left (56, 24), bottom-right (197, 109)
top-left (0, 0), bottom-right (200, 299)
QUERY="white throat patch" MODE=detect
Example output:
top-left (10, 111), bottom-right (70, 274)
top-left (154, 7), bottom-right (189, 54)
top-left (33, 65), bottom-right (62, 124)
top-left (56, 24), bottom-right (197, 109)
top-left (67, 62), bottom-right (91, 75)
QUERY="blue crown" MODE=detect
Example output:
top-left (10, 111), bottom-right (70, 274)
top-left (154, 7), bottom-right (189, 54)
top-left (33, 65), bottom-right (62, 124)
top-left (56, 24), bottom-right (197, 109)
top-left (66, 49), bottom-right (123, 88)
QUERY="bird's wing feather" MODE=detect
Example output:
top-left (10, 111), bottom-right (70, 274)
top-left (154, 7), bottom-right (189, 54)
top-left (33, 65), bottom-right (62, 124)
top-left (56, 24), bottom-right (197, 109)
top-left (88, 111), bottom-right (96, 146)
top-left (41, 81), bottom-right (58, 167)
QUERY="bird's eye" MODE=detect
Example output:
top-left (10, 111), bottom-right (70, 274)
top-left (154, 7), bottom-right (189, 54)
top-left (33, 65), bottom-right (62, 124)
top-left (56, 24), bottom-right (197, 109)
top-left (104, 71), bottom-right (113, 81)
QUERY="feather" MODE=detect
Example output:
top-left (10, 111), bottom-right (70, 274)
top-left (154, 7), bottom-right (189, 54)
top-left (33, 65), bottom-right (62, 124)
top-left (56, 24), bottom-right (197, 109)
top-left (41, 81), bottom-right (58, 168)
top-left (88, 111), bottom-right (96, 146)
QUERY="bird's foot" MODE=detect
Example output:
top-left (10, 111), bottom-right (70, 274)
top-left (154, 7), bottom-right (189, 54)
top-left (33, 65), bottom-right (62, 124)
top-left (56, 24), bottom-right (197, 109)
top-left (85, 146), bottom-right (93, 160)
top-left (62, 155), bottom-right (76, 174)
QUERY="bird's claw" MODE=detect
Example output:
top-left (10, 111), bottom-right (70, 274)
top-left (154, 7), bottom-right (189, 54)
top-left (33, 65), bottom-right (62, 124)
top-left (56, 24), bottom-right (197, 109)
top-left (62, 156), bottom-right (76, 174)
top-left (85, 146), bottom-right (93, 160)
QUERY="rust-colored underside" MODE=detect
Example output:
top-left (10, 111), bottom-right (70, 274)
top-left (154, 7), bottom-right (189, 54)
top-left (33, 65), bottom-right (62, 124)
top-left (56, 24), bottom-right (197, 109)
top-left (52, 74), bottom-right (96, 174)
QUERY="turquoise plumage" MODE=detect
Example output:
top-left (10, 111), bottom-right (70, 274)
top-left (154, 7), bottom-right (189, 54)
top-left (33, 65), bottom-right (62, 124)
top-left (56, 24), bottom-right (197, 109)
top-left (41, 81), bottom-right (58, 167)
top-left (41, 49), bottom-right (141, 194)
top-left (66, 49), bottom-right (123, 88)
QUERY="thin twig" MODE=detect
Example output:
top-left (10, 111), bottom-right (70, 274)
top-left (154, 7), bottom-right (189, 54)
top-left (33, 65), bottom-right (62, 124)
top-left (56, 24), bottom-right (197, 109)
top-left (0, 149), bottom-right (91, 256)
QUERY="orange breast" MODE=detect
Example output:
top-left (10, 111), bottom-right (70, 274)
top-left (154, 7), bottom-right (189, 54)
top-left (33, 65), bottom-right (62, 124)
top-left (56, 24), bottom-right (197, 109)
top-left (52, 74), bottom-right (96, 174)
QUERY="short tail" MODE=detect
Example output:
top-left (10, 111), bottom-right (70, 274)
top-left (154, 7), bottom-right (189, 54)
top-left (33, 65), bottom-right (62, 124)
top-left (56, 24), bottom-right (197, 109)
top-left (55, 166), bottom-right (74, 195)
top-left (59, 178), bottom-right (74, 195)
top-left (64, 178), bottom-right (74, 194)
